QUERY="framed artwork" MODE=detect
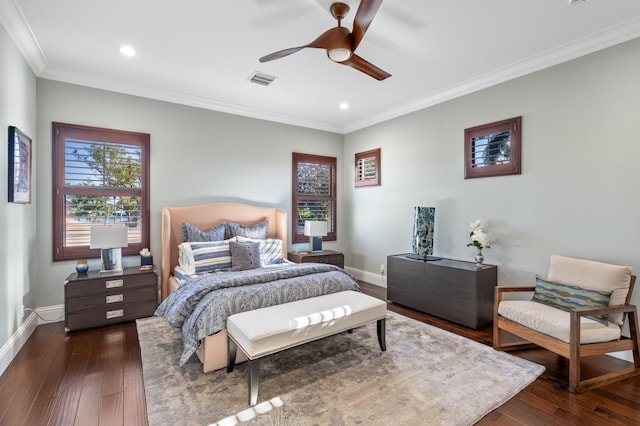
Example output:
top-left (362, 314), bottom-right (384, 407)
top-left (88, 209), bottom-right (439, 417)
top-left (355, 148), bottom-right (381, 187)
top-left (464, 116), bottom-right (521, 179)
top-left (8, 126), bottom-right (32, 203)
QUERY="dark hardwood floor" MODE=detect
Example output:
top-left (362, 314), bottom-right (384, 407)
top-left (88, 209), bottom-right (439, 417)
top-left (1, 282), bottom-right (639, 425)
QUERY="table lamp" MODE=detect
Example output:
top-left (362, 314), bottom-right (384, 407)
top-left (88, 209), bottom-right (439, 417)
top-left (304, 220), bottom-right (328, 252)
top-left (90, 225), bottom-right (128, 276)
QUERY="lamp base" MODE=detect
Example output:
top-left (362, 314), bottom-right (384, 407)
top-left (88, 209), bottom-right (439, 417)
top-left (309, 237), bottom-right (323, 252)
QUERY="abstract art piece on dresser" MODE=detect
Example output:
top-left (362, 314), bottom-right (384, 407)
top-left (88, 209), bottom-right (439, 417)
top-left (409, 206), bottom-right (439, 261)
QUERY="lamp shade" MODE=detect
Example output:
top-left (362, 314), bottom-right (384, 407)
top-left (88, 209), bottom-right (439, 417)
top-left (304, 220), bottom-right (328, 237)
top-left (90, 225), bottom-right (128, 249)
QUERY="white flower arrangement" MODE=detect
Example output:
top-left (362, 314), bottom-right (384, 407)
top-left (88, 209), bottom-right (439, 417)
top-left (467, 220), bottom-right (490, 250)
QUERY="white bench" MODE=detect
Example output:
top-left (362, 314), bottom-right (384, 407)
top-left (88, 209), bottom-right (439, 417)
top-left (226, 290), bottom-right (387, 406)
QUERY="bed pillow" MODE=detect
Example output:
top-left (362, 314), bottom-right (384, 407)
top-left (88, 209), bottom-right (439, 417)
top-left (236, 236), bottom-right (285, 266)
top-left (230, 241), bottom-right (262, 271)
top-left (226, 220), bottom-right (269, 240)
top-left (181, 222), bottom-right (226, 242)
top-left (532, 275), bottom-right (612, 326)
top-left (178, 241), bottom-right (232, 275)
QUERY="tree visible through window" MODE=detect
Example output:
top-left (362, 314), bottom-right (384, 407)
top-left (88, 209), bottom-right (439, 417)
top-left (52, 122), bottom-right (150, 261)
top-left (292, 153), bottom-right (336, 243)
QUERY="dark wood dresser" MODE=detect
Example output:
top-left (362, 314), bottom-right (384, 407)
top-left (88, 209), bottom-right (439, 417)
top-left (387, 254), bottom-right (497, 329)
top-left (64, 266), bottom-right (158, 332)
top-left (288, 250), bottom-right (344, 268)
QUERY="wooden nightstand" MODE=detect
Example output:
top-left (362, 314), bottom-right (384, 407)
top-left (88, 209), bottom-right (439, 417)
top-left (64, 266), bottom-right (158, 332)
top-left (288, 250), bottom-right (344, 269)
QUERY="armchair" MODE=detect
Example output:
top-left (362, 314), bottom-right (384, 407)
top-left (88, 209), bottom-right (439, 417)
top-left (494, 255), bottom-right (640, 393)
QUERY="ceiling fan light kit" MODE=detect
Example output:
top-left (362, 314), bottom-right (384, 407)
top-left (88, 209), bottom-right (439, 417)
top-left (259, 0), bottom-right (391, 80)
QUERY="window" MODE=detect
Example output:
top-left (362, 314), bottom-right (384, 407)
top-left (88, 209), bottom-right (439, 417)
top-left (464, 116), bottom-right (521, 179)
top-left (355, 148), bottom-right (381, 187)
top-left (292, 152), bottom-right (337, 243)
top-left (52, 122), bottom-right (150, 261)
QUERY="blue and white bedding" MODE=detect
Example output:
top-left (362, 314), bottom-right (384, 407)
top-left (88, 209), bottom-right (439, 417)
top-left (155, 262), bottom-right (361, 366)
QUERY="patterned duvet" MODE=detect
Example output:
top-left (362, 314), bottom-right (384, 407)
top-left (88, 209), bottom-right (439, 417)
top-left (155, 262), bottom-right (361, 365)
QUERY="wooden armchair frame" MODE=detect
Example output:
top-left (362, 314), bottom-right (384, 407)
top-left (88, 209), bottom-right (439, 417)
top-left (493, 276), bottom-right (640, 393)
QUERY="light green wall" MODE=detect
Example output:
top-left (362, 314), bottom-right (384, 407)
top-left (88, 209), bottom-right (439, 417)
top-left (35, 80), bottom-right (344, 307)
top-left (0, 26), bottom-right (37, 347)
top-left (344, 37), bottom-right (640, 308)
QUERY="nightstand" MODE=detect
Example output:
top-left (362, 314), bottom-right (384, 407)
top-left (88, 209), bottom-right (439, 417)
top-left (288, 250), bottom-right (344, 268)
top-left (64, 266), bottom-right (158, 332)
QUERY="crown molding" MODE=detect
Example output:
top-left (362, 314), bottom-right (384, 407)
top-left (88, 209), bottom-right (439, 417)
top-left (0, 0), bottom-right (48, 74)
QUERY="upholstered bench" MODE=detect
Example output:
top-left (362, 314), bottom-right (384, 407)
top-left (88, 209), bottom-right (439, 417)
top-left (226, 290), bottom-right (387, 406)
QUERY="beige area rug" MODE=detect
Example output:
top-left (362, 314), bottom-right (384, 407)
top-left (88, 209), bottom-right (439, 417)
top-left (137, 311), bottom-right (544, 426)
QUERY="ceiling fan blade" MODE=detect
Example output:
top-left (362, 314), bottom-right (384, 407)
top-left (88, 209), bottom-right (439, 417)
top-left (339, 54), bottom-right (391, 80)
top-left (259, 27), bottom-right (349, 63)
top-left (352, 0), bottom-right (383, 51)
top-left (260, 46), bottom-right (306, 63)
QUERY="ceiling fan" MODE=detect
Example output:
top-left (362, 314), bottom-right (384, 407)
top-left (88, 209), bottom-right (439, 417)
top-left (259, 0), bottom-right (391, 81)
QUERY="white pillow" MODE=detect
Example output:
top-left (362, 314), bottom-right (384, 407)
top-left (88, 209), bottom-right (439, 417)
top-left (178, 240), bottom-right (232, 275)
top-left (236, 236), bottom-right (285, 266)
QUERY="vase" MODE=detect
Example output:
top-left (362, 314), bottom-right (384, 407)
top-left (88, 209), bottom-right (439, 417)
top-left (412, 207), bottom-right (435, 257)
top-left (75, 259), bottom-right (89, 273)
top-left (474, 250), bottom-right (484, 265)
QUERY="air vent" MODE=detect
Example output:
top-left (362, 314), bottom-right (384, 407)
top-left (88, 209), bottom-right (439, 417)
top-left (249, 71), bottom-right (277, 86)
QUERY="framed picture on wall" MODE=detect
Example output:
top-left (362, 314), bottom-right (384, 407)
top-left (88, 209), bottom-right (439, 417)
top-left (8, 126), bottom-right (32, 204)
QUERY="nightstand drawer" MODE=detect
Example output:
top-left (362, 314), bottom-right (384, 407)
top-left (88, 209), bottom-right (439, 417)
top-left (66, 285), bottom-right (157, 312)
top-left (65, 273), bottom-right (155, 298)
top-left (288, 251), bottom-right (344, 268)
top-left (66, 299), bottom-right (157, 331)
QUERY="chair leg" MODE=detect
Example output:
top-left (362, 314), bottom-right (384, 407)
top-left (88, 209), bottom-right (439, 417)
top-left (377, 318), bottom-right (386, 351)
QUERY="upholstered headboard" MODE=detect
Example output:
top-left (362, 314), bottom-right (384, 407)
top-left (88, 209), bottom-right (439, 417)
top-left (160, 202), bottom-right (288, 300)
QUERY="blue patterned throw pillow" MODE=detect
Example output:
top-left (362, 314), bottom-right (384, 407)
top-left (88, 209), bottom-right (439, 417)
top-left (532, 275), bottom-right (612, 326)
top-left (226, 220), bottom-right (269, 239)
top-left (182, 222), bottom-right (226, 242)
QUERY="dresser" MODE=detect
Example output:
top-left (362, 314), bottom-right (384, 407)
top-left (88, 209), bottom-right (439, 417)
top-left (288, 250), bottom-right (344, 268)
top-left (387, 254), bottom-right (497, 329)
top-left (64, 266), bottom-right (158, 332)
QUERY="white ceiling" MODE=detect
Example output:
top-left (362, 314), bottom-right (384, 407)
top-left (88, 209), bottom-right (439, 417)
top-left (2, 0), bottom-right (640, 134)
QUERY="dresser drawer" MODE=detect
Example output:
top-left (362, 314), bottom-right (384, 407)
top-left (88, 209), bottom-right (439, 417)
top-left (65, 273), bottom-right (155, 298)
top-left (302, 254), bottom-right (343, 267)
top-left (66, 285), bottom-right (157, 312)
top-left (66, 299), bottom-right (157, 331)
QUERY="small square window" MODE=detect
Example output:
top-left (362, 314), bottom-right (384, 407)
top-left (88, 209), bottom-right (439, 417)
top-left (355, 148), bottom-right (381, 187)
top-left (465, 117), bottom-right (521, 179)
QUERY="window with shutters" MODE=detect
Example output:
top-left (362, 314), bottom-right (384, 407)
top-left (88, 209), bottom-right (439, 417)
top-left (355, 148), bottom-right (380, 187)
top-left (464, 116), bottom-right (521, 179)
top-left (292, 152), bottom-right (337, 244)
top-left (52, 122), bottom-right (150, 261)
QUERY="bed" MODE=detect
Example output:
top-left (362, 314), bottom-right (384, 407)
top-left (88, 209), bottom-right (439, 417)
top-left (158, 202), bottom-right (360, 372)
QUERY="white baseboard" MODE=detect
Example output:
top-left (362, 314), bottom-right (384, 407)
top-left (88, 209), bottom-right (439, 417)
top-left (345, 266), bottom-right (387, 288)
top-left (0, 304), bottom-right (64, 377)
top-left (0, 312), bottom-right (38, 376)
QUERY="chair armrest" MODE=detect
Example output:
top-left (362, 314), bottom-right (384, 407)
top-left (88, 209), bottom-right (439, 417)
top-left (570, 304), bottom-right (637, 319)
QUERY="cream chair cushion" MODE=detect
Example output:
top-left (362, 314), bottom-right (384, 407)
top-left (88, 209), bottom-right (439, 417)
top-left (547, 255), bottom-right (632, 325)
top-left (498, 300), bottom-right (622, 344)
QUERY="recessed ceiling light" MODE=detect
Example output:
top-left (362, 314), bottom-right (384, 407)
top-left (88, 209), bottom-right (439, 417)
top-left (339, 102), bottom-right (349, 110)
top-left (567, 0), bottom-right (585, 5)
top-left (119, 45), bottom-right (136, 57)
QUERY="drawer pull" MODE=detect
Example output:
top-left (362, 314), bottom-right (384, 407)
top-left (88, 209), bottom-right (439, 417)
top-left (106, 294), bottom-right (124, 304)
top-left (106, 309), bottom-right (124, 319)
top-left (319, 257), bottom-right (329, 263)
top-left (106, 279), bottom-right (124, 288)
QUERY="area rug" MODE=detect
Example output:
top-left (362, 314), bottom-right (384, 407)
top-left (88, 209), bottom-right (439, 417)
top-left (137, 311), bottom-right (544, 426)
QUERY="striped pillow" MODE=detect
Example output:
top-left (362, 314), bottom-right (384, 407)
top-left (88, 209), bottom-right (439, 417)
top-left (178, 241), bottom-right (232, 275)
top-left (532, 275), bottom-right (612, 326)
top-left (236, 236), bottom-right (284, 266)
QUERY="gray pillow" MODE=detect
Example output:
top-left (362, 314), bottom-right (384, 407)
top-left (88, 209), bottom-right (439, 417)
top-left (226, 220), bottom-right (268, 239)
top-left (230, 241), bottom-right (261, 271)
top-left (181, 222), bottom-right (226, 242)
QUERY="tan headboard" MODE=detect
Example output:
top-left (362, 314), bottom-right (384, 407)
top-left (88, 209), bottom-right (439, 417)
top-left (161, 202), bottom-right (288, 301)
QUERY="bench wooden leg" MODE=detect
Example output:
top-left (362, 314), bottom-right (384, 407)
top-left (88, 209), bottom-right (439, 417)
top-left (377, 318), bottom-right (386, 351)
top-left (227, 337), bottom-right (237, 373)
top-left (249, 358), bottom-right (260, 406)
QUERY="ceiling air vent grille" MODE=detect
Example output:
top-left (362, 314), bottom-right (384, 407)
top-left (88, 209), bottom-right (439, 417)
top-left (249, 71), bottom-right (277, 86)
